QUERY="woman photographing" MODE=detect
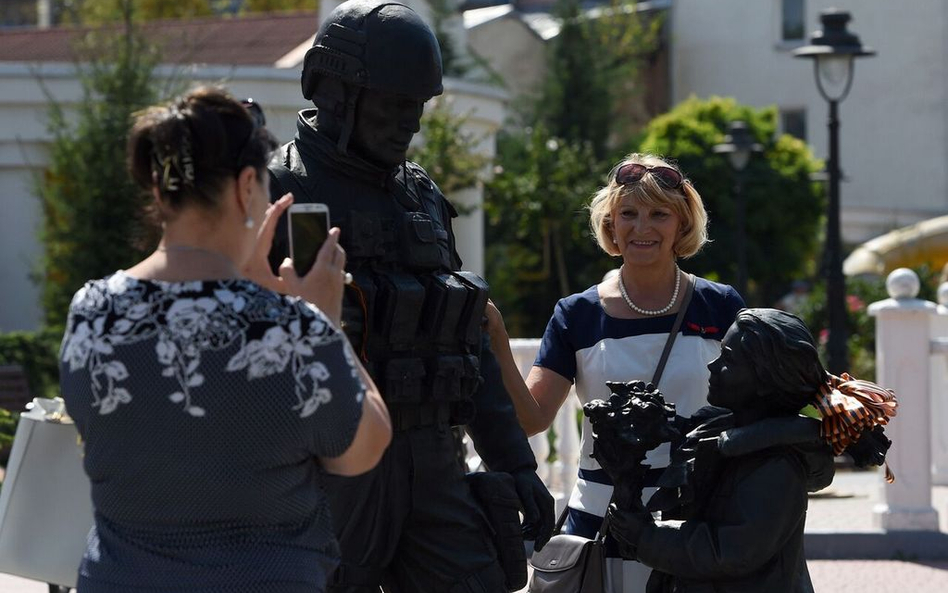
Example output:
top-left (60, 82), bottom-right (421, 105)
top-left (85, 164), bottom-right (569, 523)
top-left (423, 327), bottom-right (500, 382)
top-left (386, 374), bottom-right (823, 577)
top-left (58, 87), bottom-right (390, 592)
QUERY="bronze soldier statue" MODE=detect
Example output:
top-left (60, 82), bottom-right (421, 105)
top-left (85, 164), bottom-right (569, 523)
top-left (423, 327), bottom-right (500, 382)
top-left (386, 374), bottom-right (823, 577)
top-left (268, 2), bottom-right (554, 591)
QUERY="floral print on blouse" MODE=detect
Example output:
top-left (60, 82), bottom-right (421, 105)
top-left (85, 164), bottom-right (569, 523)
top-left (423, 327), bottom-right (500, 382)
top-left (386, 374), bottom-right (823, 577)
top-left (59, 272), bottom-right (365, 592)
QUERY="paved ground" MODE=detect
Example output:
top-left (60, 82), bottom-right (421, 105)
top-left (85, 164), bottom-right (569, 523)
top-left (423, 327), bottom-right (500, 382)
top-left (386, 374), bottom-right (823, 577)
top-left (3, 468), bottom-right (947, 592)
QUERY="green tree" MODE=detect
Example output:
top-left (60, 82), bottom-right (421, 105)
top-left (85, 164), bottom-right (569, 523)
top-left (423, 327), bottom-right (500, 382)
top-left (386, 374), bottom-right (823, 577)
top-left (637, 95), bottom-right (825, 306)
top-left (485, 127), bottom-right (610, 336)
top-left (535, 0), bottom-right (661, 158)
top-left (241, 0), bottom-right (314, 13)
top-left (409, 99), bottom-right (487, 201)
top-left (57, 0), bottom-right (313, 23)
top-left (59, 0), bottom-right (213, 24)
top-left (37, 3), bottom-right (162, 330)
top-left (484, 1), bottom-right (660, 336)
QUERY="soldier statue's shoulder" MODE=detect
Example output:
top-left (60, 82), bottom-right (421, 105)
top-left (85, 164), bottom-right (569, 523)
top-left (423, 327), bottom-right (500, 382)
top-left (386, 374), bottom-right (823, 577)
top-left (401, 160), bottom-right (459, 219)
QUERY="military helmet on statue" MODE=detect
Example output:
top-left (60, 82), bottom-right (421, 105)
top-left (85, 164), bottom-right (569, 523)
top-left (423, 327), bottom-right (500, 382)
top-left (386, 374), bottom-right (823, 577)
top-left (302, 0), bottom-right (443, 103)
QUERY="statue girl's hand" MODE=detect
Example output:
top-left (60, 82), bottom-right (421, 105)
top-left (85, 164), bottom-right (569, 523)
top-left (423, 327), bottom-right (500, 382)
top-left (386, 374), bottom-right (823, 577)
top-left (607, 503), bottom-right (654, 561)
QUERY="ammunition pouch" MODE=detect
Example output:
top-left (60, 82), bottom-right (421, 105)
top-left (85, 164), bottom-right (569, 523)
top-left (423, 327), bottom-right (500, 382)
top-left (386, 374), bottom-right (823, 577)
top-left (381, 355), bottom-right (481, 405)
top-left (388, 402), bottom-right (452, 432)
top-left (376, 272), bottom-right (425, 350)
top-left (399, 211), bottom-right (448, 271)
top-left (455, 271), bottom-right (490, 347)
top-left (346, 210), bottom-right (392, 260)
top-left (339, 205), bottom-right (491, 427)
top-left (384, 358), bottom-right (426, 405)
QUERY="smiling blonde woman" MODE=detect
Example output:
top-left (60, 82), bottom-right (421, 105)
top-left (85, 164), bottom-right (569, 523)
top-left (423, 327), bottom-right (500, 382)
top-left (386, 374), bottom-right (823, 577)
top-left (486, 153), bottom-right (746, 592)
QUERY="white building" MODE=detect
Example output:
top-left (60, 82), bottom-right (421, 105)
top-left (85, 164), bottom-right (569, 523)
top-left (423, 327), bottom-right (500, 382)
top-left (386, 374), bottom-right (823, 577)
top-left (670, 0), bottom-right (948, 244)
top-left (0, 6), bottom-right (505, 333)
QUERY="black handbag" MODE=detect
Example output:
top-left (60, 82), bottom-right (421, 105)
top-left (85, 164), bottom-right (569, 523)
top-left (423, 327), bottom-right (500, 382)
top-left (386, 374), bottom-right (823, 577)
top-left (526, 274), bottom-right (695, 592)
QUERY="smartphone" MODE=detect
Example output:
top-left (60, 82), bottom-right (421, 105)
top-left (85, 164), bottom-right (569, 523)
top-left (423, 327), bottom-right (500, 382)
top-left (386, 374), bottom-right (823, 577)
top-left (288, 203), bottom-right (330, 276)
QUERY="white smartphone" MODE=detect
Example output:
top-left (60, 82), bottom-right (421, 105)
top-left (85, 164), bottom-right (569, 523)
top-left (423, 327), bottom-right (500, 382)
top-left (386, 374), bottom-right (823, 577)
top-left (288, 203), bottom-right (330, 276)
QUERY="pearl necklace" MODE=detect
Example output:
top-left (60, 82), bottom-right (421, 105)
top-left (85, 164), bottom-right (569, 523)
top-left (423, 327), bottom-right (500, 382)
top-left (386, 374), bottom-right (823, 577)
top-left (618, 265), bottom-right (680, 316)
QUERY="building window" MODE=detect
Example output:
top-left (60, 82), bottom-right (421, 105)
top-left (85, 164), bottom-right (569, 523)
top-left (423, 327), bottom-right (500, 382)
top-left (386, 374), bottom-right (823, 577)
top-left (780, 108), bottom-right (807, 141)
top-left (782, 0), bottom-right (805, 41)
top-left (0, 0), bottom-right (37, 27)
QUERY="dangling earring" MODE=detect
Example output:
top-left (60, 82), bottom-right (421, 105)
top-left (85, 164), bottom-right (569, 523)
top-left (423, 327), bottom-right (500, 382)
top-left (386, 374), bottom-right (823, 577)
top-left (244, 217), bottom-right (254, 229)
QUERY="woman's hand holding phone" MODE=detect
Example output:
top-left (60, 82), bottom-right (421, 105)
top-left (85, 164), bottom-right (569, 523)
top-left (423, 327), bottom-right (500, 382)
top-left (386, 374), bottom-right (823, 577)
top-left (279, 227), bottom-right (347, 326)
top-left (244, 192), bottom-right (347, 326)
top-left (243, 192), bottom-right (294, 293)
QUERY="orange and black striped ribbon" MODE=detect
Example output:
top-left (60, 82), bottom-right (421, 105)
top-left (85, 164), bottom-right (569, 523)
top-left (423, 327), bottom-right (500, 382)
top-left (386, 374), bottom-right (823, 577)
top-left (813, 372), bottom-right (899, 483)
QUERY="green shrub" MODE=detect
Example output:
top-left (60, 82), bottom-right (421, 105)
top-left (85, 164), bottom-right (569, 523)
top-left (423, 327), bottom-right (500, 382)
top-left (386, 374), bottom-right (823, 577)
top-left (797, 264), bottom-right (939, 381)
top-left (637, 96), bottom-right (825, 306)
top-left (37, 18), bottom-right (160, 330)
top-left (0, 329), bottom-right (61, 400)
top-left (0, 408), bottom-right (18, 468)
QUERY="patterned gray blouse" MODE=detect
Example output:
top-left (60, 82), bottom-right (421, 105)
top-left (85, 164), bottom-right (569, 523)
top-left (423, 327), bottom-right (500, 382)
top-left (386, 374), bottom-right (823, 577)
top-left (59, 272), bottom-right (365, 592)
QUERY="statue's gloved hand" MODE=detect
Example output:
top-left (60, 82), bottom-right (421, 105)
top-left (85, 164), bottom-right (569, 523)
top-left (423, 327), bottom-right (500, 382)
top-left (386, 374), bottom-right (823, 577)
top-left (607, 503), bottom-right (653, 561)
top-left (511, 469), bottom-right (555, 551)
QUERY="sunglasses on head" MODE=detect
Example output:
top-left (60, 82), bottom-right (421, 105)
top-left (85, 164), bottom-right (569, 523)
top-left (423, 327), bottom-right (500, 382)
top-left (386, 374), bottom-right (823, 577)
top-left (235, 99), bottom-right (267, 171)
top-left (241, 98), bottom-right (267, 128)
top-left (615, 163), bottom-right (684, 190)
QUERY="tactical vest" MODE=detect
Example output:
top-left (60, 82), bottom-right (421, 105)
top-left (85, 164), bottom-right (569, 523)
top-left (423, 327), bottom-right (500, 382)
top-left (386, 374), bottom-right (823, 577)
top-left (271, 140), bottom-right (488, 426)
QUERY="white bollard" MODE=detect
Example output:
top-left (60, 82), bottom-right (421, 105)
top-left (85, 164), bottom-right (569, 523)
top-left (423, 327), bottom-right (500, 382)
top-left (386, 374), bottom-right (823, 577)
top-left (510, 339), bottom-right (551, 485)
top-left (509, 339), bottom-right (582, 511)
top-left (868, 268), bottom-right (940, 530)
top-left (551, 392), bottom-right (581, 516)
top-left (931, 282), bottom-right (948, 485)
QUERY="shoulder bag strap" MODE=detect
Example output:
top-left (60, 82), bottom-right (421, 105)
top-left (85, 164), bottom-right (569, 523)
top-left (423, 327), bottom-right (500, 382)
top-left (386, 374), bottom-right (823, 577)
top-left (651, 273), bottom-right (696, 387)
top-left (554, 504), bottom-right (570, 533)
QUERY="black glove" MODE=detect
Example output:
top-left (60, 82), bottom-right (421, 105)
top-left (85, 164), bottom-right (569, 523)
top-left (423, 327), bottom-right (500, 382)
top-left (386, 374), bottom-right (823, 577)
top-left (607, 503), bottom-right (653, 561)
top-left (510, 468), bottom-right (555, 551)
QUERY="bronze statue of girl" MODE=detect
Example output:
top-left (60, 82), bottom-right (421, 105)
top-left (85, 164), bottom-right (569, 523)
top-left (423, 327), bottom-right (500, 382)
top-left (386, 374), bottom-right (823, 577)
top-left (601, 308), bottom-right (896, 593)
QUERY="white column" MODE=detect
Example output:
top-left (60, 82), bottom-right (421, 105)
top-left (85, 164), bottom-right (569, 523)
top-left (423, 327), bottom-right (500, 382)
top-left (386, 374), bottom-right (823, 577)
top-left (931, 282), bottom-right (948, 485)
top-left (868, 268), bottom-right (940, 530)
top-left (36, 0), bottom-right (52, 28)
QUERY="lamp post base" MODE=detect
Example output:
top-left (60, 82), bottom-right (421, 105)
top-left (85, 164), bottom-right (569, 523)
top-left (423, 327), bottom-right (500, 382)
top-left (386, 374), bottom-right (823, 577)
top-left (872, 504), bottom-right (940, 531)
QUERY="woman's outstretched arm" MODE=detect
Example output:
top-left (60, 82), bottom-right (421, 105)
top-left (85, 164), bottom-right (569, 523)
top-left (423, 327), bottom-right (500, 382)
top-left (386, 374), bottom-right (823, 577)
top-left (485, 300), bottom-right (572, 436)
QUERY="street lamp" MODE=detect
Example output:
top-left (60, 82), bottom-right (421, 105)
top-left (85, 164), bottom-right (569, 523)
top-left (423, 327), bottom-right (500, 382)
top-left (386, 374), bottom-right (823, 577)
top-left (793, 9), bottom-right (875, 374)
top-left (714, 120), bottom-right (762, 298)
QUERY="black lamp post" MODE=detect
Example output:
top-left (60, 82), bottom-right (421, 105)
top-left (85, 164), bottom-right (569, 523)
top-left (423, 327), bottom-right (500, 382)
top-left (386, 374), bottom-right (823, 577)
top-left (713, 120), bottom-right (762, 298)
top-left (793, 9), bottom-right (875, 374)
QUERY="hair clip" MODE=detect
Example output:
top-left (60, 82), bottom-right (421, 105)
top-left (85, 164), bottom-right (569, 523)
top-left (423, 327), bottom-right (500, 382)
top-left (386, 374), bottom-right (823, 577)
top-left (169, 104), bottom-right (195, 187)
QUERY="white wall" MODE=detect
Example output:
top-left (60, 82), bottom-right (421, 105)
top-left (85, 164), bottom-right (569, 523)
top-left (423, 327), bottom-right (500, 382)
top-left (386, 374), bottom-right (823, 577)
top-left (466, 15), bottom-right (546, 100)
top-left (670, 0), bottom-right (948, 243)
top-left (0, 63), bottom-right (81, 332)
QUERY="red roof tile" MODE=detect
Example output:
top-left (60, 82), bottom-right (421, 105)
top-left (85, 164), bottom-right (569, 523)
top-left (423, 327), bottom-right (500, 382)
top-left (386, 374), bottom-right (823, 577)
top-left (0, 12), bottom-right (318, 65)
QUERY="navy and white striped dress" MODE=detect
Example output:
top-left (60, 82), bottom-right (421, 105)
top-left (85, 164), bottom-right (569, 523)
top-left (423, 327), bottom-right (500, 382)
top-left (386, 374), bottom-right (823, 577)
top-left (535, 277), bottom-right (744, 591)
